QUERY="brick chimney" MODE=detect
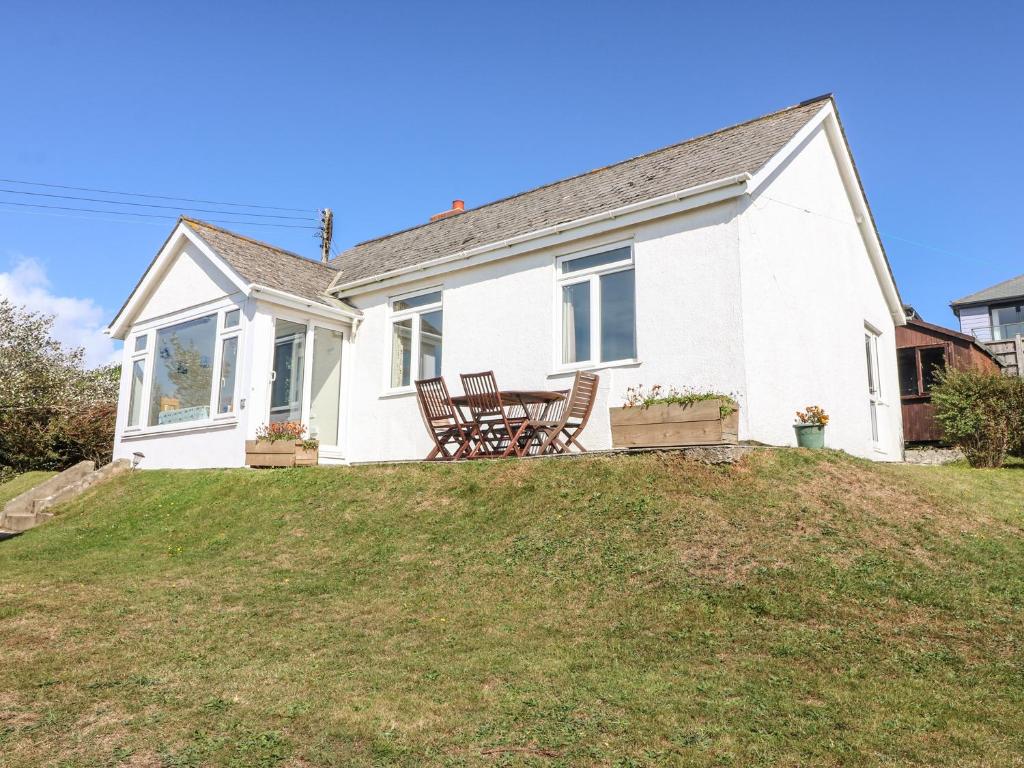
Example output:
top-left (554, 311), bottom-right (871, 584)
top-left (430, 199), bottom-right (465, 222)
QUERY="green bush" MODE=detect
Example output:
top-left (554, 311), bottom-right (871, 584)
top-left (930, 368), bottom-right (1024, 467)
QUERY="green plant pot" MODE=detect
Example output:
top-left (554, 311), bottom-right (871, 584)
top-left (794, 424), bottom-right (825, 449)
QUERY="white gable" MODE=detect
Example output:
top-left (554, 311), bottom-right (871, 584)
top-left (135, 239), bottom-right (242, 323)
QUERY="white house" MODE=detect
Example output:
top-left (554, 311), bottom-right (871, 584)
top-left (107, 94), bottom-right (906, 468)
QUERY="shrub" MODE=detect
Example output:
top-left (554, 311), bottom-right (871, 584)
top-left (0, 300), bottom-right (119, 472)
top-left (930, 368), bottom-right (1024, 468)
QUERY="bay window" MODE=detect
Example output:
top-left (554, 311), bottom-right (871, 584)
top-left (558, 244), bottom-right (636, 366)
top-left (125, 307), bottom-right (242, 430)
top-left (389, 290), bottom-right (443, 388)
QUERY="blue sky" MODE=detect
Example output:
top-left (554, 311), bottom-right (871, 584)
top-left (1, 1), bottom-right (1021, 364)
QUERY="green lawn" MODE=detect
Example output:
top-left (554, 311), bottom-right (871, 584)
top-left (1, 450), bottom-right (1022, 766)
top-left (0, 471), bottom-right (57, 508)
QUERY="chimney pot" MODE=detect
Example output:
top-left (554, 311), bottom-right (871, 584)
top-left (429, 198), bottom-right (467, 222)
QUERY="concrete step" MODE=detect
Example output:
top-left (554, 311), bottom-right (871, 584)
top-left (1, 512), bottom-right (40, 533)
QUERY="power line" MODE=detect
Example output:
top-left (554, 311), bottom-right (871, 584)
top-left (0, 200), bottom-right (318, 229)
top-left (0, 176), bottom-right (313, 213)
top-left (757, 194), bottom-right (968, 261)
top-left (0, 187), bottom-right (317, 221)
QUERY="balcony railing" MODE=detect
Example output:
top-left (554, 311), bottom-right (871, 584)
top-left (972, 322), bottom-right (1024, 343)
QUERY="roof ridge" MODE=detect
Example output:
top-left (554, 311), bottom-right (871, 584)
top-left (181, 216), bottom-right (337, 271)
top-left (334, 94), bottom-right (834, 257)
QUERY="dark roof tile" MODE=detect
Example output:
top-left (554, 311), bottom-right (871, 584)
top-left (330, 96), bottom-right (831, 286)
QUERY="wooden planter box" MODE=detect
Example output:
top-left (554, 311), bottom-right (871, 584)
top-left (609, 399), bottom-right (738, 449)
top-left (245, 440), bottom-right (319, 468)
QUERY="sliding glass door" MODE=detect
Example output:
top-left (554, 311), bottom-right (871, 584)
top-left (269, 319), bottom-right (345, 450)
top-left (270, 320), bottom-right (306, 423)
top-left (309, 327), bottom-right (343, 446)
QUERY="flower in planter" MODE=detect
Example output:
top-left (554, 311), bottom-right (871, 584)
top-left (795, 406), bottom-right (829, 426)
top-left (623, 384), bottom-right (738, 418)
top-left (255, 421), bottom-right (315, 445)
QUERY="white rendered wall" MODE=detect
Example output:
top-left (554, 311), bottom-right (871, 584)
top-left (737, 124), bottom-right (904, 459)
top-left (111, 241), bottom-right (255, 469)
top-left (341, 201), bottom-right (749, 463)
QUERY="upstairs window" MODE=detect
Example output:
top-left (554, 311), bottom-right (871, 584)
top-left (558, 245), bottom-right (636, 366)
top-left (389, 290), bottom-right (443, 388)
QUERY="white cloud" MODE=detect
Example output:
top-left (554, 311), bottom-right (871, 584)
top-left (0, 257), bottom-right (120, 368)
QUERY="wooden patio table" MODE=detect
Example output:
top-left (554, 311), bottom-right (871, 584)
top-left (450, 390), bottom-right (566, 457)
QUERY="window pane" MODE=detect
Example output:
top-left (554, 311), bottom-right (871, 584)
top-left (920, 347), bottom-right (946, 393)
top-left (865, 334), bottom-right (878, 396)
top-left (310, 327), bottom-right (343, 446)
top-left (224, 309), bottom-right (240, 328)
top-left (562, 246), bottom-right (631, 274)
top-left (562, 281), bottom-right (591, 363)
top-left (217, 336), bottom-right (239, 415)
top-left (133, 335), bottom-right (147, 353)
top-left (271, 320), bottom-right (306, 423)
top-left (149, 315), bottom-right (216, 426)
top-left (391, 318), bottom-right (413, 387)
top-left (128, 359), bottom-right (145, 427)
top-left (897, 348), bottom-right (918, 396)
top-left (419, 310), bottom-right (443, 379)
top-left (600, 269), bottom-right (636, 361)
top-left (392, 291), bottom-right (441, 312)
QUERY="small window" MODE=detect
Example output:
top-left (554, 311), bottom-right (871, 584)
top-left (134, 335), bottom-right (148, 353)
top-left (127, 359), bottom-right (146, 427)
top-left (561, 246), bottom-right (631, 274)
top-left (392, 291), bottom-right (442, 312)
top-left (224, 309), bottom-right (241, 329)
top-left (389, 290), bottom-right (442, 388)
top-left (920, 347), bottom-right (946, 393)
top-left (897, 349), bottom-right (918, 396)
top-left (217, 336), bottom-right (239, 414)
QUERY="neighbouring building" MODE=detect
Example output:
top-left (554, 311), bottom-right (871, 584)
top-left (106, 94), bottom-right (907, 467)
top-left (951, 275), bottom-right (1024, 375)
top-left (952, 274), bottom-right (1024, 342)
top-left (896, 309), bottom-right (1002, 443)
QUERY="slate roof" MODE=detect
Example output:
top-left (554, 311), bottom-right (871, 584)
top-left (951, 273), bottom-right (1024, 309)
top-left (329, 95), bottom-right (834, 287)
top-left (182, 218), bottom-right (338, 305)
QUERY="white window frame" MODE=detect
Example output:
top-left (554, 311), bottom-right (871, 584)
top-left (121, 302), bottom-right (244, 436)
top-left (213, 311), bottom-right (242, 418)
top-left (125, 331), bottom-right (152, 428)
top-left (865, 325), bottom-right (883, 448)
top-left (266, 313), bottom-right (348, 451)
top-left (554, 241), bottom-right (637, 372)
top-left (384, 287), bottom-right (443, 395)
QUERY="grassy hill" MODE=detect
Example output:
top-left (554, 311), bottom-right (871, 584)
top-left (1, 450), bottom-right (1022, 766)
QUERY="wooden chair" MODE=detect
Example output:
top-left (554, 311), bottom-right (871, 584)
top-left (414, 377), bottom-right (474, 460)
top-left (535, 371), bottom-right (599, 454)
top-left (459, 371), bottom-right (531, 458)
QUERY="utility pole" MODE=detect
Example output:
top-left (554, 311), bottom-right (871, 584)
top-left (318, 208), bottom-right (333, 263)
